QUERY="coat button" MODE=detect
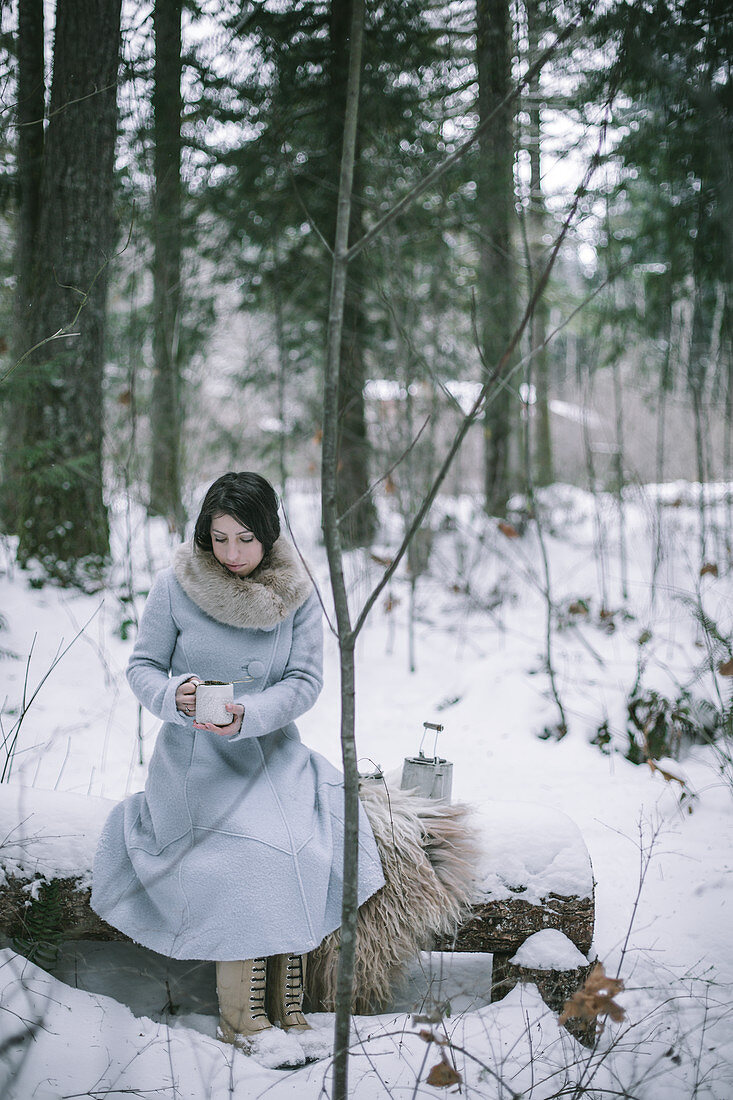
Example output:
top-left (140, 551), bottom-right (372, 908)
top-left (245, 659), bottom-right (266, 678)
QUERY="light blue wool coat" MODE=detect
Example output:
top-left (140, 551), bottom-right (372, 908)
top-left (91, 537), bottom-right (385, 961)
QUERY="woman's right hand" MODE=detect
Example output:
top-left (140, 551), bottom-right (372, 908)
top-left (176, 677), bottom-right (201, 718)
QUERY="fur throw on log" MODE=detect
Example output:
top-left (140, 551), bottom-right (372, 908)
top-left (306, 780), bottom-right (480, 1014)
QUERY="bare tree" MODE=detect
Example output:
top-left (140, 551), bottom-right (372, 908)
top-left (320, 2), bottom-right (367, 1091)
top-left (328, 0), bottom-right (377, 548)
top-left (321, 13), bottom-right (579, 1097)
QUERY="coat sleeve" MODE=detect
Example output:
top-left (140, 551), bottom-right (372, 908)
top-left (126, 572), bottom-right (192, 726)
top-left (228, 589), bottom-right (324, 742)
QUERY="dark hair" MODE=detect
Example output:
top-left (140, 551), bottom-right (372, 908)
top-left (193, 472), bottom-right (281, 555)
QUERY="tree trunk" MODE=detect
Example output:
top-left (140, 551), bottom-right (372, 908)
top-left (271, 263), bottom-right (289, 495)
top-left (477, 0), bottom-right (516, 515)
top-left (329, 0), bottom-right (376, 547)
top-left (526, 0), bottom-right (553, 486)
top-left (148, 0), bottom-right (185, 534)
top-left (726, 317), bottom-right (733, 558)
top-left (11, 0), bottom-right (121, 581)
top-left (321, 2), bottom-right (365, 1094)
top-left (13, 0), bottom-right (45, 331)
top-left (1, 0), bottom-right (45, 531)
top-left (690, 186), bottom-right (711, 563)
top-left (650, 298), bottom-right (673, 611)
top-left (611, 350), bottom-right (628, 599)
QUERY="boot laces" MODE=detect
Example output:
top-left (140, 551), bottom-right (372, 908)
top-left (283, 954), bottom-right (304, 1012)
top-left (249, 957), bottom-right (268, 1019)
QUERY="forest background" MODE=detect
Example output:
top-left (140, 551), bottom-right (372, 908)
top-left (0, 1), bottom-right (731, 1097)
top-left (1, 0), bottom-right (731, 582)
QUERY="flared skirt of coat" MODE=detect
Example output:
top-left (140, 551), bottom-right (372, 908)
top-left (90, 726), bottom-right (385, 960)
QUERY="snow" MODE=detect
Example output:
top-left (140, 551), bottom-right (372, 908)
top-left (0, 785), bottom-right (593, 907)
top-left (548, 397), bottom-right (603, 428)
top-left (472, 801), bottom-right (593, 904)
top-left (1, 481), bottom-right (733, 1098)
top-left (225, 1022), bottom-right (310, 1070)
top-left (510, 929), bottom-right (589, 971)
top-left (369, 377), bottom-right (604, 428)
top-left (0, 786), bottom-right (115, 888)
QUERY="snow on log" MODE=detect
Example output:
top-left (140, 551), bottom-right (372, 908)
top-left (505, 929), bottom-right (597, 1046)
top-left (510, 928), bottom-right (589, 971)
top-left (436, 800), bottom-right (595, 960)
top-left (0, 785), bottom-right (125, 943)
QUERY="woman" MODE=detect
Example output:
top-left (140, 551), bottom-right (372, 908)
top-left (91, 472), bottom-right (385, 1067)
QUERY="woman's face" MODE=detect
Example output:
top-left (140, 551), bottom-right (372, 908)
top-left (210, 513), bottom-right (265, 576)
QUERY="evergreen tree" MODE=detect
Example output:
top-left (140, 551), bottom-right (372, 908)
top-left (148, 0), bottom-right (185, 533)
top-left (524, 0), bottom-right (554, 486)
top-left (476, 0), bottom-right (517, 515)
top-left (589, 0), bottom-right (732, 488)
top-left (3, 0), bottom-right (121, 582)
top-left (192, 0), bottom-right (453, 541)
top-left (1, 0), bottom-right (44, 532)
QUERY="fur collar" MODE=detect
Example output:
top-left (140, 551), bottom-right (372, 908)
top-left (173, 536), bottom-right (312, 629)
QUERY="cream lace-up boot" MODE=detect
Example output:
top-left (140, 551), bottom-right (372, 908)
top-left (216, 958), bottom-right (305, 1068)
top-left (216, 958), bottom-right (271, 1040)
top-left (267, 953), bottom-right (311, 1030)
top-left (268, 953), bottom-right (333, 1062)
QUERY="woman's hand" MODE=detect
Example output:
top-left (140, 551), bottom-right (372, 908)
top-left (176, 677), bottom-right (201, 718)
top-left (193, 702), bottom-right (244, 737)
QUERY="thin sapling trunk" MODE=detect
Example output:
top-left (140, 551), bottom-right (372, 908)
top-left (319, 2), bottom-right (366, 1096)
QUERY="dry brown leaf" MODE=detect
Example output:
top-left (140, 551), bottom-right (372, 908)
top-left (384, 475), bottom-right (397, 495)
top-left (559, 962), bottom-right (625, 1025)
top-left (370, 552), bottom-right (393, 568)
top-left (647, 759), bottom-right (686, 788)
top-left (498, 521), bottom-right (519, 539)
top-left (418, 1028), bottom-right (435, 1043)
top-left (568, 600), bottom-right (589, 616)
top-left (700, 562), bottom-right (719, 577)
top-left (383, 594), bottom-right (400, 613)
top-left (717, 658), bottom-right (733, 677)
top-left (426, 1058), bottom-right (462, 1087)
top-left (313, 428), bottom-right (323, 445)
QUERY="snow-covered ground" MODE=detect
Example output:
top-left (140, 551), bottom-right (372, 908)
top-left (1, 481), bottom-right (732, 1098)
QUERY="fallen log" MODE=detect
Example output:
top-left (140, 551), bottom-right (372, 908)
top-left (0, 784), bottom-right (595, 1034)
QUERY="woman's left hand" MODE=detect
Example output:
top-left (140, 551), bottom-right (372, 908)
top-left (193, 702), bottom-right (244, 737)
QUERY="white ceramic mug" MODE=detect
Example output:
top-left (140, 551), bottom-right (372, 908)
top-left (195, 681), bottom-right (234, 726)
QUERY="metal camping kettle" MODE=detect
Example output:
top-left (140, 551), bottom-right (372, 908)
top-left (400, 721), bottom-right (453, 801)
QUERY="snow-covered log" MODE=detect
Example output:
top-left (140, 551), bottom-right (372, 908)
top-left (504, 929), bottom-right (596, 1044)
top-left (0, 785), bottom-right (595, 1022)
top-left (0, 788), bottom-right (123, 947)
top-left (436, 799), bottom-right (596, 1022)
